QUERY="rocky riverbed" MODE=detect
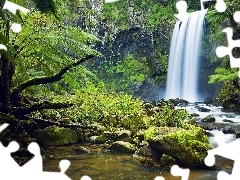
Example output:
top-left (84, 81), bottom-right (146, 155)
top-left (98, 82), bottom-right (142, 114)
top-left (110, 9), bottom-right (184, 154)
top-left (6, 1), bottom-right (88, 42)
top-left (0, 99), bottom-right (238, 179)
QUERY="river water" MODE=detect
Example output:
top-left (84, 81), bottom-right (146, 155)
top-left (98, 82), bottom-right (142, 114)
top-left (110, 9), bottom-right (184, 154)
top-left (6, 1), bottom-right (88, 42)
top-left (43, 103), bottom-right (239, 180)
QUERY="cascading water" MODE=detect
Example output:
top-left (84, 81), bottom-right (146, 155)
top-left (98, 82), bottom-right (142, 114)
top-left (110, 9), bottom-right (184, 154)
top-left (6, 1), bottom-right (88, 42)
top-left (165, 9), bottom-right (207, 102)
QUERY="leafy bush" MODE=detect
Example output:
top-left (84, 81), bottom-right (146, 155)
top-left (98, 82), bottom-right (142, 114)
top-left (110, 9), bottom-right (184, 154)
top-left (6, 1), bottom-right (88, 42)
top-left (150, 101), bottom-right (191, 128)
top-left (90, 54), bottom-right (151, 94)
top-left (36, 92), bottom-right (194, 131)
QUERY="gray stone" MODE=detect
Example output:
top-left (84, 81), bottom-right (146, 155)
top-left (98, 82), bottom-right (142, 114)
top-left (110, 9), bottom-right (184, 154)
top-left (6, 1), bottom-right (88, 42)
top-left (222, 126), bottom-right (235, 134)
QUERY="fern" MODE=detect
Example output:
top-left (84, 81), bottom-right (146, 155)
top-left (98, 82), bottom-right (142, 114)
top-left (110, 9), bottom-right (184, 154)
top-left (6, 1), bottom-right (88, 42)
top-left (208, 67), bottom-right (238, 84)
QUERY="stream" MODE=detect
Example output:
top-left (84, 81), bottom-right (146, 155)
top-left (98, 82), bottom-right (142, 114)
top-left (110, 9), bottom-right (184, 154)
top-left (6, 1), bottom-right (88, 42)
top-left (43, 103), bottom-right (239, 180)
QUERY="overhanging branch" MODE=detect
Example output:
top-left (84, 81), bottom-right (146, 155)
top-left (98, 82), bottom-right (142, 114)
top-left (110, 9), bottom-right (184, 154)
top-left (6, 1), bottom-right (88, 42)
top-left (10, 54), bottom-right (95, 105)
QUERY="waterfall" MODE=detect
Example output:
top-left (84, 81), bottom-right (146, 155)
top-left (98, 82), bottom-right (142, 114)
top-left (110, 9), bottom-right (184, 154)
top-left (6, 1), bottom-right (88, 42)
top-left (165, 9), bottom-right (207, 102)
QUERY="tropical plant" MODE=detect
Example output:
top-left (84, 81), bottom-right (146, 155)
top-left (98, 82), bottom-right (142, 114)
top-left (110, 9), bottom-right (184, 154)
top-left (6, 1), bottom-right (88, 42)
top-left (0, 1), bottom-right (99, 117)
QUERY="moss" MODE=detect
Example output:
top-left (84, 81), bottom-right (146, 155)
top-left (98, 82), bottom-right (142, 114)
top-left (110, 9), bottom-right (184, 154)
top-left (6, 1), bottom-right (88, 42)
top-left (33, 126), bottom-right (78, 146)
top-left (160, 154), bottom-right (176, 167)
top-left (144, 126), bottom-right (156, 141)
top-left (161, 127), bottom-right (211, 168)
top-left (144, 126), bottom-right (181, 141)
top-left (147, 126), bottom-right (212, 168)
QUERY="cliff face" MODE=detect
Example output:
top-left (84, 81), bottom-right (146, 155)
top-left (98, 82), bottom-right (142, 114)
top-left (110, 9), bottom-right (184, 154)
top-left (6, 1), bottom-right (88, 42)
top-left (75, 0), bottom-right (220, 101)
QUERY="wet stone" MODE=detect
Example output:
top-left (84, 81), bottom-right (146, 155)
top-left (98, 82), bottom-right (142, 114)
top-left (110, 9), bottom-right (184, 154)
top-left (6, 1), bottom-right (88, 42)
top-left (202, 115), bottom-right (216, 122)
top-left (222, 126), bottom-right (235, 134)
top-left (222, 119), bottom-right (233, 123)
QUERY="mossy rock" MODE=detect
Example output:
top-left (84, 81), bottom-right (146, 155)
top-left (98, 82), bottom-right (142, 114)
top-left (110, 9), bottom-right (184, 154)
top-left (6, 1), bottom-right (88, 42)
top-left (160, 154), bottom-right (176, 167)
top-left (95, 131), bottom-right (118, 143)
top-left (33, 126), bottom-right (78, 146)
top-left (108, 141), bottom-right (135, 153)
top-left (89, 122), bottom-right (106, 133)
top-left (116, 129), bottom-right (132, 141)
top-left (202, 115), bottom-right (216, 122)
top-left (147, 126), bottom-right (212, 168)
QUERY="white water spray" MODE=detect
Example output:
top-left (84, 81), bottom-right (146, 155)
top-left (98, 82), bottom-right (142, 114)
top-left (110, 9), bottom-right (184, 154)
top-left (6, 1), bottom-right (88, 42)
top-left (165, 9), bottom-right (207, 102)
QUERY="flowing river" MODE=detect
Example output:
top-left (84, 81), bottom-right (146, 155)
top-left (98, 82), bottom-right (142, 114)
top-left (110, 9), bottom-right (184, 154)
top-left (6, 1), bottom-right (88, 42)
top-left (43, 103), bottom-right (239, 180)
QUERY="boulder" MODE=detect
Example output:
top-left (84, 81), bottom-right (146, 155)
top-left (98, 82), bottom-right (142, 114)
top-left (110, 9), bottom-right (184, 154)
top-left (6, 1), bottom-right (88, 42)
top-left (146, 126), bottom-right (212, 168)
top-left (108, 141), bottom-right (135, 153)
top-left (33, 126), bottom-right (78, 146)
top-left (222, 126), bottom-right (235, 134)
top-left (89, 122), bottom-right (106, 133)
top-left (202, 115), bottom-right (216, 122)
top-left (168, 98), bottom-right (188, 106)
top-left (116, 129), bottom-right (132, 141)
top-left (196, 106), bottom-right (210, 112)
top-left (191, 113), bottom-right (200, 117)
top-left (222, 119), bottom-right (233, 123)
top-left (135, 145), bottom-right (156, 158)
top-left (93, 131), bottom-right (118, 144)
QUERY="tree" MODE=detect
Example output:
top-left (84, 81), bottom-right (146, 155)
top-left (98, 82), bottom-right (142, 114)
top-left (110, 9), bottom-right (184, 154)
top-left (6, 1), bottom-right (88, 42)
top-left (0, 1), bottom-right (99, 117)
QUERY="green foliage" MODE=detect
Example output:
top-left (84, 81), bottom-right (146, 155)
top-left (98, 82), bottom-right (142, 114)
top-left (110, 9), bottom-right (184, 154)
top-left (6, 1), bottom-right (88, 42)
top-left (37, 91), bottom-right (194, 131)
top-left (206, 1), bottom-right (240, 78)
top-left (216, 78), bottom-right (240, 108)
top-left (7, 11), bottom-right (99, 96)
top-left (209, 67), bottom-right (238, 83)
top-left (150, 101), bottom-right (191, 128)
top-left (37, 83), bottom-right (144, 126)
top-left (144, 126), bottom-right (156, 140)
top-left (92, 54), bottom-right (151, 94)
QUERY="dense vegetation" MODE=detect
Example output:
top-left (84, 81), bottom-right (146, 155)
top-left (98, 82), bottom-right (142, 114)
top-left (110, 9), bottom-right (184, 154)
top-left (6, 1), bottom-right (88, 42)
top-left (1, 0), bottom-right (231, 170)
top-left (0, 0), bottom-right (240, 142)
top-left (206, 0), bottom-right (240, 109)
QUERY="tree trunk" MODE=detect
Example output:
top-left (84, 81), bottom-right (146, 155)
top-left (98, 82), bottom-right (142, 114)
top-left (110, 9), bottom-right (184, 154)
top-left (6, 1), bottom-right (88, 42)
top-left (0, 54), bottom-right (14, 113)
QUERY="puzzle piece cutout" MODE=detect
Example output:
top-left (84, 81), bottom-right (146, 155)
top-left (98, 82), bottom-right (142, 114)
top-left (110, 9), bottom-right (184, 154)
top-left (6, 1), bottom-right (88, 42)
top-left (1, 0), bottom-right (239, 180)
top-left (233, 11), bottom-right (240, 23)
top-left (214, 0), bottom-right (240, 78)
top-left (104, 0), bottom-right (119, 3)
top-left (175, 0), bottom-right (227, 22)
top-left (215, 0), bottom-right (226, 12)
top-left (216, 27), bottom-right (240, 77)
top-left (175, 1), bottom-right (189, 22)
top-left (170, 165), bottom-right (190, 180)
top-left (0, 123), bottom-right (92, 180)
top-left (0, 0), bottom-right (30, 51)
top-left (204, 132), bottom-right (240, 180)
top-left (154, 165), bottom-right (190, 180)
